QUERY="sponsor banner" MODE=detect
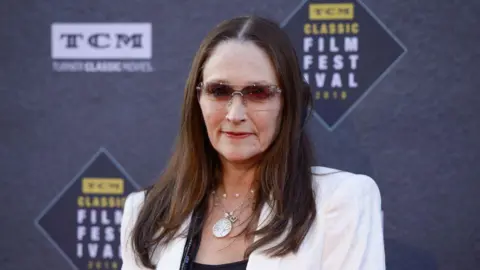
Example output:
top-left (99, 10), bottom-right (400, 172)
top-left (51, 23), bottom-right (154, 72)
top-left (36, 148), bottom-right (141, 270)
top-left (282, 0), bottom-right (406, 130)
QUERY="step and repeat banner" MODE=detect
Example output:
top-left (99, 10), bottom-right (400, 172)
top-left (35, 149), bottom-right (139, 270)
top-left (1, 0), bottom-right (479, 269)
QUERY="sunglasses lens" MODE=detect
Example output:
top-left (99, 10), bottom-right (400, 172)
top-left (204, 83), bottom-right (232, 100)
top-left (244, 85), bottom-right (272, 101)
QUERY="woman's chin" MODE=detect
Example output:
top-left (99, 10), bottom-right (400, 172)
top-left (219, 150), bottom-right (258, 164)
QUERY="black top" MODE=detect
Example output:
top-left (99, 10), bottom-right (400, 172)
top-left (192, 260), bottom-right (248, 270)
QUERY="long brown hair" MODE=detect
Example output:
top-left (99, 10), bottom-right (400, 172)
top-left (131, 15), bottom-right (317, 268)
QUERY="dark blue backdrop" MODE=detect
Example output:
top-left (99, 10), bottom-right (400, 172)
top-left (0, 0), bottom-right (479, 269)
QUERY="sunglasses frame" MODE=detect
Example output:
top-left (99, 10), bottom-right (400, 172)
top-left (195, 82), bottom-right (282, 101)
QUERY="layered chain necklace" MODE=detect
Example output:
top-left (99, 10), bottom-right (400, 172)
top-left (211, 189), bottom-right (255, 238)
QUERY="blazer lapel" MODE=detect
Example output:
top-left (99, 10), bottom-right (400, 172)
top-left (246, 201), bottom-right (283, 270)
top-left (155, 213), bottom-right (192, 270)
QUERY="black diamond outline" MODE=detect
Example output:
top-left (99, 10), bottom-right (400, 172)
top-left (34, 147), bottom-right (141, 270)
top-left (281, 0), bottom-right (407, 131)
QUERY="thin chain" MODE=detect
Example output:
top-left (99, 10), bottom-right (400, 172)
top-left (213, 192), bottom-right (249, 215)
top-left (212, 191), bottom-right (253, 219)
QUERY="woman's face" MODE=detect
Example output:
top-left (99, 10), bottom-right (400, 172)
top-left (199, 40), bottom-right (282, 163)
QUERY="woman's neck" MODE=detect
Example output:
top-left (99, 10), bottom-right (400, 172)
top-left (219, 159), bottom-right (256, 196)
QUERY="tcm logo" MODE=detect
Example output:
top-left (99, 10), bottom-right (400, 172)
top-left (82, 178), bottom-right (124, 195)
top-left (51, 23), bottom-right (152, 59)
top-left (309, 3), bottom-right (354, 20)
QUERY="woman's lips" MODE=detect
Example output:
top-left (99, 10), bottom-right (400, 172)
top-left (223, 131), bottom-right (252, 139)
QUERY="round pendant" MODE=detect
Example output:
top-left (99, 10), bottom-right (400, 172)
top-left (212, 217), bottom-right (233, 238)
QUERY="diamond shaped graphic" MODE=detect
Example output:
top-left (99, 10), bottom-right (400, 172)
top-left (35, 148), bottom-right (141, 270)
top-left (282, 0), bottom-right (407, 130)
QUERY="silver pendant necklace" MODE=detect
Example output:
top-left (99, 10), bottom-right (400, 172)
top-left (212, 212), bottom-right (237, 238)
top-left (211, 189), bottom-right (254, 238)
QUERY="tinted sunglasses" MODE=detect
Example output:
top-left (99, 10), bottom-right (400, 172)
top-left (196, 82), bottom-right (282, 103)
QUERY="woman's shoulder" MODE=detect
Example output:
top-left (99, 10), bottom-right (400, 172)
top-left (310, 166), bottom-right (381, 206)
top-left (123, 190), bottom-right (147, 216)
top-left (120, 191), bottom-right (146, 252)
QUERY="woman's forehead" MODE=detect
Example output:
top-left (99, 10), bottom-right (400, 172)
top-left (202, 40), bottom-right (278, 85)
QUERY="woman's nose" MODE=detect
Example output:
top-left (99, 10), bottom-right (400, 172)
top-left (225, 95), bottom-right (246, 123)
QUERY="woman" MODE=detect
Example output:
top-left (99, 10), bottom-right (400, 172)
top-left (121, 15), bottom-right (385, 270)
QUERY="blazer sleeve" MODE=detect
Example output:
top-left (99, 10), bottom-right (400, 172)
top-left (121, 191), bottom-right (148, 270)
top-left (320, 175), bottom-right (385, 270)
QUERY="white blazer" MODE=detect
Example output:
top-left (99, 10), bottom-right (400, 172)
top-left (120, 166), bottom-right (385, 270)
